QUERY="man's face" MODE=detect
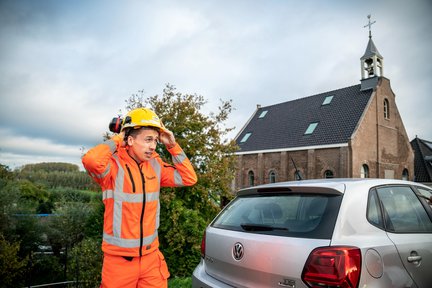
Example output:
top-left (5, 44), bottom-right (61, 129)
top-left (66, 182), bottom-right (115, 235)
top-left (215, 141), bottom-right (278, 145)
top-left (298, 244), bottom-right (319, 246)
top-left (127, 128), bottom-right (159, 163)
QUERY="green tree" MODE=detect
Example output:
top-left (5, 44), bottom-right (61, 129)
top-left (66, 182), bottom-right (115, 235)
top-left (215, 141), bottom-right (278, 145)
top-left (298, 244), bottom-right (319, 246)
top-left (0, 178), bottom-right (45, 257)
top-left (69, 238), bottom-right (102, 287)
top-left (47, 202), bottom-right (92, 254)
top-left (29, 253), bottom-right (64, 286)
top-left (122, 84), bottom-right (238, 276)
top-left (19, 162), bottom-right (80, 173)
top-left (0, 234), bottom-right (28, 287)
top-left (18, 163), bottom-right (98, 190)
top-left (83, 199), bottom-right (104, 239)
top-left (0, 180), bottom-right (20, 236)
top-left (0, 162), bottom-right (105, 285)
top-left (0, 164), bottom-right (14, 181)
top-left (160, 198), bottom-right (206, 276)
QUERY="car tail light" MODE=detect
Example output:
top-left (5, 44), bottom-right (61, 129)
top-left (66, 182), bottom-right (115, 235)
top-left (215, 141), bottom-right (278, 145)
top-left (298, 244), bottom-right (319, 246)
top-left (200, 230), bottom-right (206, 258)
top-left (301, 246), bottom-right (361, 288)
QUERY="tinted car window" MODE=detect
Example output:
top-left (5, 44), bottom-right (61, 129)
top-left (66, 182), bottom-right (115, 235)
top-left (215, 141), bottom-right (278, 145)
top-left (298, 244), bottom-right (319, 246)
top-left (416, 187), bottom-right (432, 209)
top-left (376, 186), bottom-right (432, 233)
top-left (367, 189), bottom-right (384, 229)
top-left (211, 194), bottom-right (342, 239)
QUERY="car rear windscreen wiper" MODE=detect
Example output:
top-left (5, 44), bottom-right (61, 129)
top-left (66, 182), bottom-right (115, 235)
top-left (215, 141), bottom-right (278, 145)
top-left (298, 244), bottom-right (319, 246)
top-left (240, 223), bottom-right (289, 231)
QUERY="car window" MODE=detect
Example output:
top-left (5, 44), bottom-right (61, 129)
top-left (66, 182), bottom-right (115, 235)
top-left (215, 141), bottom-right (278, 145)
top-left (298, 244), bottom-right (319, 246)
top-left (376, 186), bottom-right (432, 233)
top-left (211, 194), bottom-right (342, 239)
top-left (367, 189), bottom-right (384, 229)
top-left (416, 187), bottom-right (432, 208)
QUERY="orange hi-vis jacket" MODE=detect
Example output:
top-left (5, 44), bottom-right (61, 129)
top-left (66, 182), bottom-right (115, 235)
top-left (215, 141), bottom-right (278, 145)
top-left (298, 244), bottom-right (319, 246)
top-left (82, 135), bottom-right (197, 257)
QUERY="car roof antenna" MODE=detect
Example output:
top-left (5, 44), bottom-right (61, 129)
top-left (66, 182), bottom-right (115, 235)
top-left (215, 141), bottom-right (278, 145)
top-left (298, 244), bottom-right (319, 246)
top-left (291, 158), bottom-right (303, 180)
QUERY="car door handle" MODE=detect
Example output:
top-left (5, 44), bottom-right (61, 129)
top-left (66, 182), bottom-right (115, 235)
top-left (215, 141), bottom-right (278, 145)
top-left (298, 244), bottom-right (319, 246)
top-left (407, 255), bottom-right (422, 263)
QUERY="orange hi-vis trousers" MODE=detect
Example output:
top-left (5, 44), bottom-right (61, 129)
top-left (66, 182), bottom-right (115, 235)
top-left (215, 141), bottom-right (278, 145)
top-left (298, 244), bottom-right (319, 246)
top-left (100, 249), bottom-right (170, 288)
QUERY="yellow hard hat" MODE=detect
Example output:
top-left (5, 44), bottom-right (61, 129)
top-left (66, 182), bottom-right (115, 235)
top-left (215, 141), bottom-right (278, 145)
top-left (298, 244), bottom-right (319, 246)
top-left (121, 108), bottom-right (163, 132)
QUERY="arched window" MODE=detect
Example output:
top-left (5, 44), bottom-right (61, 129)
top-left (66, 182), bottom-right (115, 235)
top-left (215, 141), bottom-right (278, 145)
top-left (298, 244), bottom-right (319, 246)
top-left (269, 171), bottom-right (276, 183)
top-left (384, 99), bottom-right (390, 119)
top-left (248, 171), bottom-right (255, 186)
top-left (402, 169), bottom-right (409, 180)
top-left (361, 164), bottom-right (369, 178)
top-left (324, 170), bottom-right (334, 179)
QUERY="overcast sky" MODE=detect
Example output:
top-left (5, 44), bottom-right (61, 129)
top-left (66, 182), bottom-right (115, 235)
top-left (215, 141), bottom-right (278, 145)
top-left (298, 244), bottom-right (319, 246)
top-left (1, 0), bottom-right (431, 170)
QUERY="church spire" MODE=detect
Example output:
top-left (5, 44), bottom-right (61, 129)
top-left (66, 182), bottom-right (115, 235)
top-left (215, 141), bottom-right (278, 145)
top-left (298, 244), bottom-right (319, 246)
top-left (360, 15), bottom-right (384, 80)
top-left (360, 15), bottom-right (384, 91)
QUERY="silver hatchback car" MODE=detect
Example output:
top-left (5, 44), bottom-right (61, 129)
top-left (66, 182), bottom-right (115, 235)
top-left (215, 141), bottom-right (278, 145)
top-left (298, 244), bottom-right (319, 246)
top-left (192, 179), bottom-right (432, 288)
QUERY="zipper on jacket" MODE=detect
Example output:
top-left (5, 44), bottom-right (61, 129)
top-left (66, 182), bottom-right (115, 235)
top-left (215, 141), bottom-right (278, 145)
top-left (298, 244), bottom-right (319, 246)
top-left (127, 156), bottom-right (146, 257)
top-left (138, 167), bottom-right (146, 257)
top-left (125, 164), bottom-right (136, 193)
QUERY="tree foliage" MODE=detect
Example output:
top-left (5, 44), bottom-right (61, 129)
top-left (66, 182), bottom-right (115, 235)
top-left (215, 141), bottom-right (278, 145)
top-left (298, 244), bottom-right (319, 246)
top-left (20, 162), bottom-right (80, 173)
top-left (0, 166), bottom-right (103, 286)
top-left (69, 238), bottom-right (103, 287)
top-left (18, 162), bottom-right (99, 191)
top-left (0, 234), bottom-right (28, 287)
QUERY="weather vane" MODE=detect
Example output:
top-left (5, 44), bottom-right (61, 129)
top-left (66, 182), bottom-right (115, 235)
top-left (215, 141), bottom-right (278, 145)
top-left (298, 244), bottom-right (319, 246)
top-left (364, 14), bottom-right (376, 39)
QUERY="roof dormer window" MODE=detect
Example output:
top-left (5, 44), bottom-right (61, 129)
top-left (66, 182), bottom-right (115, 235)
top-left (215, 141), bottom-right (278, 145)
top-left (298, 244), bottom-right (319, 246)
top-left (304, 122), bottom-right (318, 135)
top-left (258, 110), bottom-right (268, 118)
top-left (240, 132), bottom-right (252, 143)
top-left (322, 95), bottom-right (334, 105)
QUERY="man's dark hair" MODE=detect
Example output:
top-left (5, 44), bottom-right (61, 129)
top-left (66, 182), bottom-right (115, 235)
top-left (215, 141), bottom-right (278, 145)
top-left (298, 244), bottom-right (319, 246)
top-left (124, 126), bottom-right (160, 144)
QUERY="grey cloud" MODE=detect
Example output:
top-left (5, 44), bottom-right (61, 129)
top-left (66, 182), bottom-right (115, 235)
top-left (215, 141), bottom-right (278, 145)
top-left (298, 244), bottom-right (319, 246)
top-left (0, 0), bottom-right (431, 169)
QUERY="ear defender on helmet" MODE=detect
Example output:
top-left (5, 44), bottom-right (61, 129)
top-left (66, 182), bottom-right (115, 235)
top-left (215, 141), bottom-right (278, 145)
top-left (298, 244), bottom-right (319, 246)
top-left (109, 116), bottom-right (123, 133)
top-left (123, 116), bottom-right (132, 126)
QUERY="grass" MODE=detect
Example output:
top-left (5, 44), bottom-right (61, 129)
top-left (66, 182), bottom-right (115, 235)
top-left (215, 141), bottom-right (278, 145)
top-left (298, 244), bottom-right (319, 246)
top-left (168, 277), bottom-right (192, 287)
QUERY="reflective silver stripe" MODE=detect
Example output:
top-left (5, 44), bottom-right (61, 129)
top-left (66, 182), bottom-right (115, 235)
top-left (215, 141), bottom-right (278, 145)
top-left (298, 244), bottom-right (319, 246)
top-left (172, 151), bottom-right (187, 165)
top-left (94, 162), bottom-right (111, 179)
top-left (149, 158), bottom-right (161, 191)
top-left (174, 170), bottom-right (184, 186)
top-left (113, 197), bottom-right (122, 238)
top-left (105, 139), bottom-right (117, 153)
top-left (112, 155), bottom-right (124, 194)
top-left (103, 190), bottom-right (159, 203)
top-left (112, 155), bottom-right (124, 238)
top-left (156, 201), bottom-right (160, 229)
top-left (147, 191), bottom-right (159, 202)
top-left (103, 190), bottom-right (114, 200)
top-left (103, 231), bottom-right (158, 248)
top-left (150, 158), bottom-right (161, 179)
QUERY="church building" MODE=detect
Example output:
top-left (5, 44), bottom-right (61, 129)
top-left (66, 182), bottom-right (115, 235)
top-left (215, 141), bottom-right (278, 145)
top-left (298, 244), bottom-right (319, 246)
top-left (233, 18), bottom-right (414, 191)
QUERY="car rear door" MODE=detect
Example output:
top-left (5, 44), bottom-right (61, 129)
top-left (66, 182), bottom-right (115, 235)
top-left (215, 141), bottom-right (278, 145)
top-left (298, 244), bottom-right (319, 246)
top-left (376, 185), bottom-right (432, 287)
top-left (204, 192), bottom-right (342, 288)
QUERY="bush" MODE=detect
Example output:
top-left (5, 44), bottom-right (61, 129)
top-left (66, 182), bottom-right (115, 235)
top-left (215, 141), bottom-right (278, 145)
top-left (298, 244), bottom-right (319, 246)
top-left (168, 276), bottom-right (192, 287)
top-left (0, 234), bottom-right (28, 287)
top-left (28, 253), bottom-right (64, 286)
top-left (159, 198), bottom-right (207, 277)
top-left (69, 238), bottom-right (102, 287)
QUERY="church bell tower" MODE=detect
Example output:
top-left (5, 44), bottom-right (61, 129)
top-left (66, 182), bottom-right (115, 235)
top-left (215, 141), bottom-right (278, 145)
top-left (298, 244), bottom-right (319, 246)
top-left (360, 15), bottom-right (384, 90)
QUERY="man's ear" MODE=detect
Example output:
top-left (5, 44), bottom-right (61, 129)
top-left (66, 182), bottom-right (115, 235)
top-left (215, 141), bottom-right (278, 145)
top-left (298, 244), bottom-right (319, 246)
top-left (127, 135), bottom-right (134, 146)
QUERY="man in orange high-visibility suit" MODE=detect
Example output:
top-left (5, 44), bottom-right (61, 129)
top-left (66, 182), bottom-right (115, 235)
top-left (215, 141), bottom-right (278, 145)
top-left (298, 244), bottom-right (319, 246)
top-left (82, 108), bottom-right (197, 288)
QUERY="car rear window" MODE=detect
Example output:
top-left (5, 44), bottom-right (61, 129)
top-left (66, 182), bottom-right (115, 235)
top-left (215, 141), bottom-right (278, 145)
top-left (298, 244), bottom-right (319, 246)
top-left (211, 193), bottom-right (342, 239)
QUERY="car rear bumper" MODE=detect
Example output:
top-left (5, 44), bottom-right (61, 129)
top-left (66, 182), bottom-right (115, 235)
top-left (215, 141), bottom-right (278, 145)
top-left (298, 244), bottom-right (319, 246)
top-left (192, 259), bottom-right (234, 288)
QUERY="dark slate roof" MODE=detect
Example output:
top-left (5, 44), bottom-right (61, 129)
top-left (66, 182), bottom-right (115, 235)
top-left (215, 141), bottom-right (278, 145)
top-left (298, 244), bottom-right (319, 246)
top-left (410, 137), bottom-right (432, 182)
top-left (235, 84), bottom-right (373, 153)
